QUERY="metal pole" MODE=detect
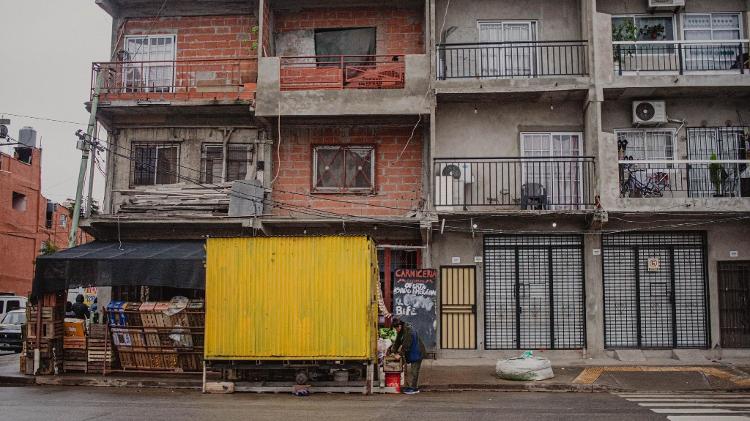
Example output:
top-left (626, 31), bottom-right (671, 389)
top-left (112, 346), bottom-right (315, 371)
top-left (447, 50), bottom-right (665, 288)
top-left (69, 66), bottom-right (103, 247)
top-left (85, 123), bottom-right (99, 218)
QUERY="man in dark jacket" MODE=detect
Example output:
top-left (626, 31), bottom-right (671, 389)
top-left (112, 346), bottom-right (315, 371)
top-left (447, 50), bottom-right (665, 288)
top-left (390, 318), bottom-right (426, 394)
top-left (71, 294), bottom-right (90, 320)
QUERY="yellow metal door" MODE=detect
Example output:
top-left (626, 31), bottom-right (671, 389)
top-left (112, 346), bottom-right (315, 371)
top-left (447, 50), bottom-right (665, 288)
top-left (440, 266), bottom-right (477, 349)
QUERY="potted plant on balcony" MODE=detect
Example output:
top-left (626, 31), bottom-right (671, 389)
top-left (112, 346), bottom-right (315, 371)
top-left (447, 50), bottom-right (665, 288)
top-left (612, 20), bottom-right (639, 72)
top-left (640, 24), bottom-right (665, 41)
top-left (709, 153), bottom-right (729, 197)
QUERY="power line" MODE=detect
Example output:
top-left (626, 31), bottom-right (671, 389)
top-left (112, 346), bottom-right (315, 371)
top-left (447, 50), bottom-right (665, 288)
top-left (88, 136), bottom-right (425, 230)
top-left (0, 112), bottom-right (83, 126)
top-left (96, 132), bottom-right (420, 213)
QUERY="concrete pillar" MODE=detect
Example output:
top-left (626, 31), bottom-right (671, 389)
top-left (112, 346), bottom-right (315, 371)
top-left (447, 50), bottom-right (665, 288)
top-left (584, 232), bottom-right (605, 356)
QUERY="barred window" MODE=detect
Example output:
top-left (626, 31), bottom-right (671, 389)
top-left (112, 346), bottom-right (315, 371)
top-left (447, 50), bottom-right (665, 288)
top-left (131, 142), bottom-right (180, 186)
top-left (200, 144), bottom-right (254, 183)
top-left (313, 145), bottom-right (375, 192)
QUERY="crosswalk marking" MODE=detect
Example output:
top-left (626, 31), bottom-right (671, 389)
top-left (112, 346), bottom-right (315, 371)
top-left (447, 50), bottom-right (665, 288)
top-left (616, 393), bottom-right (750, 420)
top-left (668, 417), bottom-right (750, 421)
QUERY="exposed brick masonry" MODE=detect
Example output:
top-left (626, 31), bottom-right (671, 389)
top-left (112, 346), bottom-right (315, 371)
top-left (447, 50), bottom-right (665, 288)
top-left (271, 126), bottom-right (424, 217)
top-left (273, 7), bottom-right (425, 55)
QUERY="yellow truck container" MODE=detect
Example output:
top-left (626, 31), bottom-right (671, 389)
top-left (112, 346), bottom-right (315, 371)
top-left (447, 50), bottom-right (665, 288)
top-left (204, 236), bottom-right (378, 362)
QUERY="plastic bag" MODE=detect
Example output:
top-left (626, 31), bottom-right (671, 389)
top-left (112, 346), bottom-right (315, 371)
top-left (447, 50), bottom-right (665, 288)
top-left (495, 355), bottom-right (554, 381)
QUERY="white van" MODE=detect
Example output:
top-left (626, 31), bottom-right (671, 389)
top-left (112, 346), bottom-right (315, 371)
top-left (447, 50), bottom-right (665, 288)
top-left (0, 295), bottom-right (27, 320)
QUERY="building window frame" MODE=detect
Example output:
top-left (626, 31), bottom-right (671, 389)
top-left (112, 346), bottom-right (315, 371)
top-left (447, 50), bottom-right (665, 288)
top-left (122, 34), bottom-right (177, 93)
top-left (130, 142), bottom-right (181, 187)
top-left (200, 143), bottom-right (255, 184)
top-left (312, 145), bottom-right (376, 194)
top-left (614, 128), bottom-right (677, 161)
top-left (11, 192), bottom-right (27, 212)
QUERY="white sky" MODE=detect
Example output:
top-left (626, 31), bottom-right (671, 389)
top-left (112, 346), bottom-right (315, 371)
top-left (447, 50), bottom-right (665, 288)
top-left (0, 0), bottom-right (111, 204)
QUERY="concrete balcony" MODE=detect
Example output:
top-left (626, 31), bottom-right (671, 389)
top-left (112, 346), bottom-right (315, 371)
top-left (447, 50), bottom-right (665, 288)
top-left (433, 41), bottom-right (591, 101)
top-left (89, 58), bottom-right (258, 127)
top-left (599, 36), bottom-right (750, 99)
top-left (254, 54), bottom-right (430, 117)
top-left (432, 156), bottom-right (597, 213)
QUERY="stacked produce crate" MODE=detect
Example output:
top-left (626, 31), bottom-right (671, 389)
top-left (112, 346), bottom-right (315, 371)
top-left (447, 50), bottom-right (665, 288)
top-left (63, 319), bottom-right (87, 372)
top-left (87, 324), bottom-right (115, 373)
top-left (107, 298), bottom-right (204, 372)
top-left (24, 292), bottom-right (65, 375)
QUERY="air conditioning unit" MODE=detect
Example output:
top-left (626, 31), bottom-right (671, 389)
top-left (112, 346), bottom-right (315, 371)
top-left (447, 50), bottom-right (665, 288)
top-left (435, 163), bottom-right (473, 210)
top-left (633, 100), bottom-right (667, 125)
top-left (648, 0), bottom-right (685, 9)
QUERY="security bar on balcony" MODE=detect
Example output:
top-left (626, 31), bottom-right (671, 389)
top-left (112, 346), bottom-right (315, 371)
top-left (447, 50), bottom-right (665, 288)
top-left (433, 157), bottom-right (596, 210)
top-left (436, 41), bottom-right (589, 80)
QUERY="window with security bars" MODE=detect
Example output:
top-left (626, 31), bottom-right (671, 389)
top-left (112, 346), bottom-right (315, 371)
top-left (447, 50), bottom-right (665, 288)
top-left (602, 232), bottom-right (709, 349)
top-left (483, 235), bottom-right (585, 350)
top-left (686, 127), bottom-right (749, 197)
top-left (313, 145), bottom-right (375, 193)
top-left (131, 142), bottom-right (180, 186)
top-left (200, 144), bottom-right (254, 183)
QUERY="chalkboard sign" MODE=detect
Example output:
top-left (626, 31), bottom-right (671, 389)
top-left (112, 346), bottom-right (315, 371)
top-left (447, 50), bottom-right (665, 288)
top-left (393, 268), bottom-right (437, 351)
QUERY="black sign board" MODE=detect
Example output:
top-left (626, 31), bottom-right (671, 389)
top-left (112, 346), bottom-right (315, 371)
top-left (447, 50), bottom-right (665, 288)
top-left (393, 268), bottom-right (437, 351)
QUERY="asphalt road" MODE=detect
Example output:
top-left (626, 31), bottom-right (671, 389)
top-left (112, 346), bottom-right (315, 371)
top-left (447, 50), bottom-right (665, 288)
top-left (0, 387), bottom-right (664, 421)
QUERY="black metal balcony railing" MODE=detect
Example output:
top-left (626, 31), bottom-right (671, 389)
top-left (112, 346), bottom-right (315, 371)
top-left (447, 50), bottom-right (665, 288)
top-left (436, 41), bottom-right (589, 80)
top-left (433, 157), bottom-right (596, 210)
top-left (613, 40), bottom-right (749, 75)
top-left (619, 160), bottom-right (750, 198)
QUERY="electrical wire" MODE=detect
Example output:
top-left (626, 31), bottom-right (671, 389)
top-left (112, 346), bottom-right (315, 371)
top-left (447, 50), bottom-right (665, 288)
top-left (0, 112), bottom-right (83, 126)
top-left (93, 132), bottom-right (420, 212)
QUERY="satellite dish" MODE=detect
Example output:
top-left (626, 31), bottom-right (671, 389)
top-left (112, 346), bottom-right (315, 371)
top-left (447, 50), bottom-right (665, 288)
top-left (441, 164), bottom-right (462, 179)
top-left (635, 102), bottom-right (656, 121)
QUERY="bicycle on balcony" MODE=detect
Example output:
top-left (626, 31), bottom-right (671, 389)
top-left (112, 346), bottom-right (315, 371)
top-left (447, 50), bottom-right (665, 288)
top-left (620, 159), bottom-right (673, 198)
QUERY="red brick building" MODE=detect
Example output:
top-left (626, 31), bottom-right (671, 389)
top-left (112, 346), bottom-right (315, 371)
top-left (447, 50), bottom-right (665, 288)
top-left (0, 146), bottom-right (89, 296)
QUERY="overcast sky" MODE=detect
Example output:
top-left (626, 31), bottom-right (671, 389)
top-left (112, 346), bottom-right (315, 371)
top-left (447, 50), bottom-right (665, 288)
top-left (0, 0), bottom-right (111, 204)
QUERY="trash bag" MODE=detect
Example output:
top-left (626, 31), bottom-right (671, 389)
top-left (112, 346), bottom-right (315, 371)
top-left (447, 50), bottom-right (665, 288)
top-left (495, 355), bottom-right (554, 381)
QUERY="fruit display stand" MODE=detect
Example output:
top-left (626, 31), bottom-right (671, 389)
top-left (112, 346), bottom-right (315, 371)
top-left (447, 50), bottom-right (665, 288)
top-left (106, 298), bottom-right (204, 373)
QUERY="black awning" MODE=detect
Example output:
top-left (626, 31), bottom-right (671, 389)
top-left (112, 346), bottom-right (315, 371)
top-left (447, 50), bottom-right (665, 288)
top-left (32, 241), bottom-right (205, 297)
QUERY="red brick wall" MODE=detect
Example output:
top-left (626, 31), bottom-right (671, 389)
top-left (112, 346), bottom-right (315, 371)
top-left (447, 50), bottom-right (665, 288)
top-left (274, 7), bottom-right (425, 55)
top-left (271, 126), bottom-right (424, 217)
top-left (122, 15), bottom-right (258, 60)
top-left (262, 1), bottom-right (272, 56)
top-left (0, 150), bottom-right (90, 296)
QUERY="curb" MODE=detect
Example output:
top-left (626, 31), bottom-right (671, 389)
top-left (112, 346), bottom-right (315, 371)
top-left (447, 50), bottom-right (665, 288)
top-left (0, 375), bottom-right (36, 386)
top-left (34, 376), bottom-right (202, 390)
top-left (421, 383), bottom-right (624, 393)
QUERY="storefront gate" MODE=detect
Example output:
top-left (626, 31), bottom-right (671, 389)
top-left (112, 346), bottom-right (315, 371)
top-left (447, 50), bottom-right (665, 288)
top-left (718, 261), bottom-right (750, 348)
top-left (602, 232), bottom-right (709, 349)
top-left (484, 235), bottom-right (585, 350)
top-left (440, 266), bottom-right (477, 349)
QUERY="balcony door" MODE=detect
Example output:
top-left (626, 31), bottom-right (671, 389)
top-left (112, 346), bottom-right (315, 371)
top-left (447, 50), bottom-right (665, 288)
top-left (123, 35), bottom-right (176, 93)
top-left (520, 133), bottom-right (583, 209)
top-left (478, 21), bottom-right (536, 77)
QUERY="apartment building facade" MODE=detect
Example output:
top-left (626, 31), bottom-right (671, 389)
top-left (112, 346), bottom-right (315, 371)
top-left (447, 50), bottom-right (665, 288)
top-left (0, 134), bottom-right (89, 296)
top-left (89, 0), bottom-right (749, 359)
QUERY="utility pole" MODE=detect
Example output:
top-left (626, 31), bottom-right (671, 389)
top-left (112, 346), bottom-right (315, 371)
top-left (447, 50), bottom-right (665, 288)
top-left (84, 123), bottom-right (99, 218)
top-left (69, 65), bottom-right (103, 248)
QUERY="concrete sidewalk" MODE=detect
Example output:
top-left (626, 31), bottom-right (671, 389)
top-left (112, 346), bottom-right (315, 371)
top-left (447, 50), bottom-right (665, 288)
top-left (419, 360), bottom-right (750, 393)
top-left (5, 351), bottom-right (750, 393)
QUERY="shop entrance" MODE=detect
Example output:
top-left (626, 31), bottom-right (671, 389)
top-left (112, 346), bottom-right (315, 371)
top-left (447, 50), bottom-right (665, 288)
top-left (719, 261), bottom-right (750, 348)
top-left (483, 235), bottom-right (585, 350)
top-left (602, 232), bottom-right (709, 349)
top-left (439, 266), bottom-right (476, 349)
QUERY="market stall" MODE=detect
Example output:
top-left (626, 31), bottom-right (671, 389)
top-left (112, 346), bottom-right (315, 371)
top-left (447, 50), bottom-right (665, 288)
top-left (28, 241), bottom-right (206, 376)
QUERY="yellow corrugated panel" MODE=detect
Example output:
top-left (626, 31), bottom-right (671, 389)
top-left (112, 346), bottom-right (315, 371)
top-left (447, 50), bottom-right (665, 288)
top-left (205, 236), bottom-right (377, 361)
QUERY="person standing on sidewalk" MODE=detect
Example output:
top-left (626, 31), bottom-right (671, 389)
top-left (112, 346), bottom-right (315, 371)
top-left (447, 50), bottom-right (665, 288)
top-left (390, 318), bottom-right (426, 394)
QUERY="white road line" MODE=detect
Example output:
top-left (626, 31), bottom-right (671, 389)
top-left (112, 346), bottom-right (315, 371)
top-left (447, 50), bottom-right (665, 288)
top-left (640, 403), bottom-right (750, 408)
top-left (667, 416), bottom-right (750, 421)
top-left (629, 399), bottom-right (750, 403)
top-left (619, 395), bottom-right (750, 399)
top-left (651, 409), bottom-right (738, 414)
